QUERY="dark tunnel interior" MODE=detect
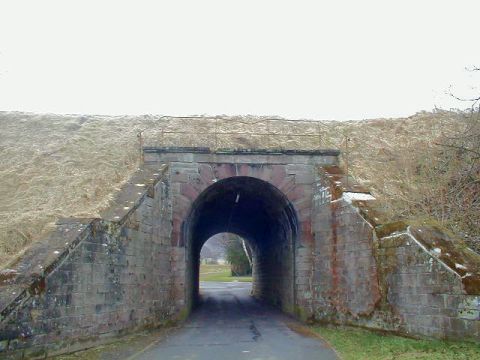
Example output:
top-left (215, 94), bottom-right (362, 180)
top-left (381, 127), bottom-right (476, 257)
top-left (183, 176), bottom-right (299, 313)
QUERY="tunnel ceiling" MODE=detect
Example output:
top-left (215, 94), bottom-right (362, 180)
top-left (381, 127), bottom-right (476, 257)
top-left (186, 176), bottom-right (298, 253)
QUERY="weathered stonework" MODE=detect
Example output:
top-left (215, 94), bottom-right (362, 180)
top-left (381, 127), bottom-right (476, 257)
top-left (0, 147), bottom-right (479, 358)
top-left (0, 166), bottom-right (185, 358)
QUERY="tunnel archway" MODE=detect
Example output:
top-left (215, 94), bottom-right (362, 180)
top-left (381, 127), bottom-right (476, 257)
top-left (183, 176), bottom-right (299, 313)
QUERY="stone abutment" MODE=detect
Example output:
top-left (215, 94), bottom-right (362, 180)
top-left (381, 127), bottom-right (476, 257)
top-left (0, 147), bottom-right (479, 358)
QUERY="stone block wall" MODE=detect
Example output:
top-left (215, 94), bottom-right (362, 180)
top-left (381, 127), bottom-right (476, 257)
top-left (0, 167), bottom-right (184, 358)
top-left (252, 234), bottom-right (295, 312)
top-left (309, 165), bottom-right (480, 341)
top-left (377, 232), bottom-right (480, 339)
top-left (1, 148), bottom-right (479, 359)
top-left (310, 197), bottom-right (381, 322)
top-left (150, 149), bottom-right (338, 315)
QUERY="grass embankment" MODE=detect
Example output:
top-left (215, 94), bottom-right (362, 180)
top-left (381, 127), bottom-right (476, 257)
top-left (2, 111), bottom-right (478, 267)
top-left (312, 326), bottom-right (480, 360)
top-left (199, 264), bottom-right (252, 282)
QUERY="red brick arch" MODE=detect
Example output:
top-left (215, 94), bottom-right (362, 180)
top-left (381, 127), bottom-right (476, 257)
top-left (170, 162), bottom-right (315, 247)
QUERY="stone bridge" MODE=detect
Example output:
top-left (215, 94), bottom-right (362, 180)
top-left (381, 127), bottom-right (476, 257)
top-left (1, 147), bottom-right (479, 358)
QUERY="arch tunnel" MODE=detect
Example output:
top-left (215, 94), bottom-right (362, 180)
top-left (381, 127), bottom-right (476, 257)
top-left (183, 176), bottom-right (299, 313)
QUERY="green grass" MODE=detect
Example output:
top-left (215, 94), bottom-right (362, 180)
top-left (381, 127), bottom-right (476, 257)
top-left (312, 325), bottom-right (480, 360)
top-left (199, 264), bottom-right (252, 282)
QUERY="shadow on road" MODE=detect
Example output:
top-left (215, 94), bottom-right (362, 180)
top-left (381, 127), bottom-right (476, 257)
top-left (132, 282), bottom-right (338, 360)
top-left (56, 282), bottom-right (338, 360)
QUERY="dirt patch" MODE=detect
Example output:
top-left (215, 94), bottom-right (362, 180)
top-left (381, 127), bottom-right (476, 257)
top-left (286, 322), bottom-right (341, 358)
top-left (53, 326), bottom-right (178, 360)
top-left (286, 322), bottom-right (319, 338)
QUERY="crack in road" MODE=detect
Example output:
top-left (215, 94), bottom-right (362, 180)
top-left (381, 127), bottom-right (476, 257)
top-left (249, 321), bottom-right (262, 341)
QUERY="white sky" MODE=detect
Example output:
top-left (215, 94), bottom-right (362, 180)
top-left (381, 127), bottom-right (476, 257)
top-left (0, 0), bottom-right (478, 120)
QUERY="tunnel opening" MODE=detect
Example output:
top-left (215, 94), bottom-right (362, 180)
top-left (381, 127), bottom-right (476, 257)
top-left (183, 176), bottom-right (299, 314)
top-left (199, 233), bottom-right (253, 284)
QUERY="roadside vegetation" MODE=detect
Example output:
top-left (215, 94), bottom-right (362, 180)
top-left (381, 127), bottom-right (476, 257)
top-left (312, 325), bottom-right (480, 360)
top-left (199, 264), bottom-right (252, 282)
top-left (224, 233), bottom-right (252, 276)
top-left (342, 109), bottom-right (479, 252)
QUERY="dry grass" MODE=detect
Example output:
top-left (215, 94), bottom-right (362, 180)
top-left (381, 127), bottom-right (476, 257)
top-left (0, 112), bottom-right (147, 266)
top-left (312, 325), bottom-right (480, 360)
top-left (0, 110), bottom-right (470, 267)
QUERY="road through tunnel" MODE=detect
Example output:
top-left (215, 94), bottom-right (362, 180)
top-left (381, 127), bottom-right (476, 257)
top-left (183, 176), bottom-right (299, 314)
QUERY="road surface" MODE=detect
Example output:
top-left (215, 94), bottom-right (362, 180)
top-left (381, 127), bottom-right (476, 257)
top-left (131, 282), bottom-right (337, 360)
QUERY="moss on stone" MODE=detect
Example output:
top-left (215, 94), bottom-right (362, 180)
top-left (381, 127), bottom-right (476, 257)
top-left (409, 225), bottom-right (480, 294)
top-left (294, 305), bottom-right (310, 322)
top-left (372, 234), bottom-right (408, 320)
top-left (320, 165), bottom-right (370, 200)
top-left (352, 200), bottom-right (390, 227)
top-left (375, 221), bottom-right (408, 239)
top-left (174, 307), bottom-right (190, 323)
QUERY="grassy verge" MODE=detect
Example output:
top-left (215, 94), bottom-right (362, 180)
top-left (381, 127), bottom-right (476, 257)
top-left (199, 264), bottom-right (252, 282)
top-left (311, 325), bottom-right (480, 360)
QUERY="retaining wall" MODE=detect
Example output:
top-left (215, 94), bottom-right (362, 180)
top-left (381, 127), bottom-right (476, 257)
top-left (0, 148), bottom-right (479, 358)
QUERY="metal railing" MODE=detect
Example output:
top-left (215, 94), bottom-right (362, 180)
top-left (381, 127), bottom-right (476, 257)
top-left (139, 116), bottom-right (338, 151)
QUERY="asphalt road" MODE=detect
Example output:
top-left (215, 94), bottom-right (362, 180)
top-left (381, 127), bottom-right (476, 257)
top-left (132, 282), bottom-right (337, 360)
